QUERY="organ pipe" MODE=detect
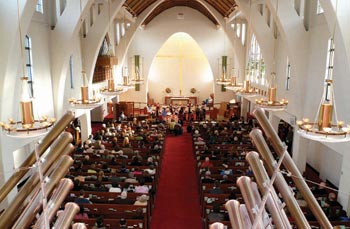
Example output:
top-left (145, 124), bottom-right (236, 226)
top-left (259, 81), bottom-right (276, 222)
top-left (13, 156), bottom-right (74, 229)
top-left (249, 128), bottom-right (310, 228)
top-left (0, 146), bottom-right (74, 228)
top-left (252, 108), bottom-right (332, 228)
top-left (225, 200), bottom-right (245, 229)
top-left (33, 178), bottom-right (74, 229)
top-left (0, 111), bottom-right (74, 203)
top-left (246, 151), bottom-right (292, 229)
top-left (52, 202), bottom-right (80, 229)
top-left (209, 222), bottom-right (225, 229)
top-left (250, 182), bottom-right (273, 228)
top-left (236, 176), bottom-right (265, 228)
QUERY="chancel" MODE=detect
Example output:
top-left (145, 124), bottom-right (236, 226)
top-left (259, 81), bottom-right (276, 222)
top-left (1, 0), bottom-right (350, 228)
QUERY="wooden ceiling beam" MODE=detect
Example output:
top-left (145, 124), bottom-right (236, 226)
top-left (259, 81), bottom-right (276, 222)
top-left (125, 0), bottom-right (237, 25)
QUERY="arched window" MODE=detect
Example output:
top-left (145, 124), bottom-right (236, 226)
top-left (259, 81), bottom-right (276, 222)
top-left (286, 57), bottom-right (291, 90)
top-left (35, 0), bottom-right (44, 14)
top-left (248, 34), bottom-right (265, 85)
top-left (25, 35), bottom-right (34, 97)
top-left (317, 0), bottom-right (324, 14)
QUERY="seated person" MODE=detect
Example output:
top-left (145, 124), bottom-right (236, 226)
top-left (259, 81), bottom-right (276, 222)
top-left (168, 119), bottom-right (176, 131)
top-left (114, 191), bottom-right (134, 205)
top-left (92, 215), bottom-right (106, 229)
top-left (313, 181), bottom-right (328, 195)
top-left (208, 203), bottom-right (225, 222)
top-left (200, 157), bottom-right (213, 169)
top-left (135, 179), bottom-right (149, 194)
top-left (208, 181), bottom-right (224, 194)
top-left (220, 175), bottom-right (234, 184)
top-left (201, 170), bottom-right (215, 183)
top-left (220, 165), bottom-right (233, 176)
top-left (74, 205), bottom-right (89, 220)
top-left (119, 218), bottom-right (127, 229)
top-left (109, 182), bottom-right (122, 193)
top-left (326, 192), bottom-right (339, 207)
top-left (74, 190), bottom-right (91, 204)
top-left (119, 111), bottom-right (127, 122)
top-left (144, 164), bottom-right (156, 176)
top-left (134, 194), bottom-right (149, 206)
top-left (125, 172), bottom-right (138, 184)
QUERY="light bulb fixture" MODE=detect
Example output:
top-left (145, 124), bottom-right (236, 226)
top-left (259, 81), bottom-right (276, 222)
top-left (297, 0), bottom-right (349, 142)
top-left (225, 68), bottom-right (243, 91)
top-left (236, 2), bottom-right (258, 97)
top-left (99, 56), bottom-right (128, 95)
top-left (217, 18), bottom-right (231, 89)
top-left (225, 16), bottom-right (243, 92)
top-left (117, 66), bottom-right (134, 89)
top-left (0, 78), bottom-right (56, 137)
top-left (236, 79), bottom-right (259, 96)
top-left (254, 0), bottom-right (287, 111)
top-left (297, 77), bottom-right (350, 142)
top-left (99, 0), bottom-right (127, 96)
top-left (0, 1), bottom-right (56, 138)
top-left (255, 72), bottom-right (288, 111)
top-left (68, 71), bottom-right (102, 109)
top-left (216, 56), bottom-right (231, 85)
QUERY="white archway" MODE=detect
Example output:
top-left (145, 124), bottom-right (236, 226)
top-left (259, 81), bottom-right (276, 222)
top-left (148, 32), bottom-right (213, 104)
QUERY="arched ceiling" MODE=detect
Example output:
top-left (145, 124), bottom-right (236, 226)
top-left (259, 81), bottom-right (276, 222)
top-left (123, 0), bottom-right (237, 26)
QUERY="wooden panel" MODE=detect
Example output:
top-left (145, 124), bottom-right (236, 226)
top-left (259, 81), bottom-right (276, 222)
top-left (114, 102), bottom-right (134, 120)
top-left (96, 56), bottom-right (118, 66)
top-left (124, 0), bottom-right (237, 26)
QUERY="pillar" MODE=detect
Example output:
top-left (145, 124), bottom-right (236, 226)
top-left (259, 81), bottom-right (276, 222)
top-left (338, 147), bottom-right (350, 213)
top-left (78, 112), bottom-right (91, 143)
top-left (291, 131), bottom-right (306, 173)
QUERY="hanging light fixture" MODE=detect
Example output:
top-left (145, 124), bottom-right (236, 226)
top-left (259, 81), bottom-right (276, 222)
top-left (130, 55), bottom-right (144, 85)
top-left (297, 0), bottom-right (350, 142)
top-left (118, 65), bottom-right (134, 89)
top-left (235, 0), bottom-right (258, 97)
top-left (254, 0), bottom-right (288, 111)
top-left (225, 67), bottom-right (243, 91)
top-left (100, 0), bottom-right (127, 96)
top-left (0, 0), bottom-right (56, 137)
top-left (216, 56), bottom-right (231, 85)
top-left (68, 71), bottom-right (102, 109)
top-left (100, 67), bottom-right (127, 95)
top-left (255, 72), bottom-right (288, 110)
top-left (225, 16), bottom-right (243, 91)
top-left (69, 1), bottom-right (102, 109)
top-left (117, 8), bottom-right (134, 90)
top-left (217, 18), bottom-right (231, 86)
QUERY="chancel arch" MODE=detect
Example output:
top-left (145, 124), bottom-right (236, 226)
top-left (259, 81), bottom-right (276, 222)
top-left (148, 32), bottom-right (213, 105)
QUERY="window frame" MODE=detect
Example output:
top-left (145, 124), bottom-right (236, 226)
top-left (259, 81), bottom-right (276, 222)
top-left (25, 35), bottom-right (34, 98)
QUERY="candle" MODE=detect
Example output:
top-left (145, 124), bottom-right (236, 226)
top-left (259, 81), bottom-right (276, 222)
top-left (81, 86), bottom-right (89, 104)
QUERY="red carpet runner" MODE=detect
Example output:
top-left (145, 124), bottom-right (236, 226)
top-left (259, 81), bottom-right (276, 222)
top-left (151, 131), bottom-right (202, 229)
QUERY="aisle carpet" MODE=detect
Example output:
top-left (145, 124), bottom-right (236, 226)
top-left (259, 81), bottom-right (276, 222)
top-left (151, 131), bottom-right (202, 229)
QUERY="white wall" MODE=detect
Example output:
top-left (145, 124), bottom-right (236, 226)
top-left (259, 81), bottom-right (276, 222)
top-left (119, 6), bottom-right (236, 104)
top-left (147, 32), bottom-right (213, 104)
top-left (1, 0), bottom-right (350, 212)
top-left (62, 35), bottom-right (84, 112)
top-left (306, 140), bottom-right (342, 188)
top-left (28, 13), bottom-right (55, 118)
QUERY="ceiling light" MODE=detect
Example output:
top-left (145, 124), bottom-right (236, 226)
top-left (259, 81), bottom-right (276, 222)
top-left (297, 0), bottom-right (349, 142)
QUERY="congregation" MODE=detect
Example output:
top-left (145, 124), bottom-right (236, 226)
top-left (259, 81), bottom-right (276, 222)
top-left (59, 107), bottom-right (350, 228)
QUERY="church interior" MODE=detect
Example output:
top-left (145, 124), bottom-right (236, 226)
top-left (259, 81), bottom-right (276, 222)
top-left (1, 0), bottom-right (350, 228)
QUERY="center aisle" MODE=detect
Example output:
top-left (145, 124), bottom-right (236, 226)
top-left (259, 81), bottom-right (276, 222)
top-left (151, 130), bottom-right (202, 229)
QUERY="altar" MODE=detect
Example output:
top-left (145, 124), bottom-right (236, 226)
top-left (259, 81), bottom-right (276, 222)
top-left (165, 96), bottom-right (197, 105)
